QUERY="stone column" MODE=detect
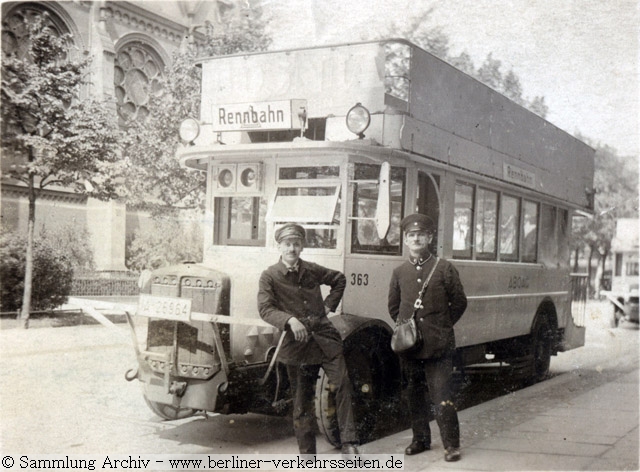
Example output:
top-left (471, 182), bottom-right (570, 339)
top-left (86, 198), bottom-right (127, 271)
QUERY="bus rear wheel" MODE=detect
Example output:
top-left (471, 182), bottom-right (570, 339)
top-left (143, 397), bottom-right (196, 421)
top-left (528, 315), bottom-right (553, 383)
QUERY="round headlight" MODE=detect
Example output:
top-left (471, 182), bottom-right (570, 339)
top-left (346, 103), bottom-right (371, 138)
top-left (218, 169), bottom-right (234, 187)
top-left (179, 117), bottom-right (200, 143)
top-left (240, 168), bottom-right (256, 187)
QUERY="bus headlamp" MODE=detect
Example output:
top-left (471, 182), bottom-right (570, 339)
top-left (346, 103), bottom-right (371, 138)
top-left (179, 117), bottom-right (200, 144)
top-left (218, 169), bottom-right (234, 188)
top-left (240, 168), bottom-right (256, 187)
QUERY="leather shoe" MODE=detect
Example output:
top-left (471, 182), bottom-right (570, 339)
top-left (405, 440), bottom-right (430, 455)
top-left (341, 443), bottom-right (359, 455)
top-left (444, 447), bottom-right (460, 462)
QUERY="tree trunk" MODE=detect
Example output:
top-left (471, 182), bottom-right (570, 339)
top-left (19, 172), bottom-right (36, 329)
top-left (587, 246), bottom-right (594, 299)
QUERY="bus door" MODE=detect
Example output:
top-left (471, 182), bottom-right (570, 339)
top-left (416, 170), bottom-right (442, 254)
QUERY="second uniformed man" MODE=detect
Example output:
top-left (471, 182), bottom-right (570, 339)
top-left (388, 213), bottom-right (467, 462)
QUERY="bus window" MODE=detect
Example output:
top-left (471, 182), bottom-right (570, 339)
top-left (278, 166), bottom-right (340, 180)
top-left (269, 165), bottom-right (342, 249)
top-left (500, 195), bottom-right (520, 261)
top-left (522, 200), bottom-right (539, 262)
top-left (475, 188), bottom-right (498, 260)
top-left (539, 204), bottom-right (557, 266)
top-left (351, 163), bottom-right (405, 255)
top-left (269, 186), bottom-right (341, 249)
top-left (453, 182), bottom-right (474, 259)
top-left (215, 196), bottom-right (268, 246)
top-left (558, 208), bottom-right (570, 264)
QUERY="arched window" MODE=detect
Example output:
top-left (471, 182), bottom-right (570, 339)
top-left (2, 4), bottom-right (71, 60)
top-left (114, 41), bottom-right (164, 124)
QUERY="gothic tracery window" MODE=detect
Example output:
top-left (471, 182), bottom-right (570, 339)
top-left (2, 4), bottom-right (69, 61)
top-left (114, 42), bottom-right (163, 124)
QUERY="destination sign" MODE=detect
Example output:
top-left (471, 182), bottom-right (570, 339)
top-left (212, 99), bottom-right (307, 132)
top-left (503, 163), bottom-right (536, 189)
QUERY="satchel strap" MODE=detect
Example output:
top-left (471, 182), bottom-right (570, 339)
top-left (412, 257), bottom-right (440, 313)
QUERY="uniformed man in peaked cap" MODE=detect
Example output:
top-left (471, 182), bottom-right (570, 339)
top-left (258, 223), bottom-right (359, 455)
top-left (388, 213), bottom-right (467, 462)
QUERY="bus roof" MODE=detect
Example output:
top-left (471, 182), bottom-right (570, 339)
top-left (196, 39), bottom-right (595, 210)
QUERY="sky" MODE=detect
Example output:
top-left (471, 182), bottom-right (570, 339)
top-left (260, 0), bottom-right (639, 159)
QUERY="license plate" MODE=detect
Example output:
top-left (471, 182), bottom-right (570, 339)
top-left (137, 294), bottom-right (192, 321)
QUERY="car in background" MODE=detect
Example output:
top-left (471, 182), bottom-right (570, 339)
top-left (603, 219), bottom-right (639, 327)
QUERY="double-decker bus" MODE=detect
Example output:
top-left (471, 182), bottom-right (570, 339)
top-left (125, 39), bottom-right (594, 445)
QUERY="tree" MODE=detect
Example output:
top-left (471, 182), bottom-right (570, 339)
top-left (120, 3), bottom-right (272, 214)
top-left (503, 70), bottom-right (524, 106)
top-left (384, 11), bottom-right (547, 117)
top-left (477, 53), bottom-right (503, 91)
top-left (126, 215), bottom-right (203, 271)
top-left (571, 140), bottom-right (638, 294)
top-left (528, 96), bottom-right (549, 119)
top-left (1, 14), bottom-right (121, 328)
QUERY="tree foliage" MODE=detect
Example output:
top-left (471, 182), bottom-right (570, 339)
top-left (0, 232), bottom-right (74, 312)
top-left (1, 13), bottom-right (122, 197)
top-left (385, 11), bottom-right (548, 118)
top-left (39, 223), bottom-right (95, 271)
top-left (120, 4), bottom-right (272, 214)
top-left (571, 140), bottom-right (638, 290)
top-left (126, 215), bottom-right (203, 271)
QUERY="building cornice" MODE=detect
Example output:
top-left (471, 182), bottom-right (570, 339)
top-left (1, 182), bottom-right (87, 204)
top-left (103, 1), bottom-right (187, 46)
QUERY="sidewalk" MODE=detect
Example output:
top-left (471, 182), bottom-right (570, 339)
top-left (362, 368), bottom-right (639, 471)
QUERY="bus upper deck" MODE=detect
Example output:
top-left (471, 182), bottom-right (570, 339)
top-left (181, 39), bottom-right (594, 213)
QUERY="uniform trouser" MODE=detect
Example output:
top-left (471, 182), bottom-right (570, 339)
top-left (403, 354), bottom-right (460, 449)
top-left (286, 355), bottom-right (358, 454)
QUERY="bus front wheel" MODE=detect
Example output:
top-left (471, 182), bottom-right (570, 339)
top-left (315, 329), bottom-right (401, 447)
top-left (143, 396), bottom-right (196, 421)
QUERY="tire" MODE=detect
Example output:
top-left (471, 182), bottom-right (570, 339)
top-left (529, 315), bottom-right (553, 383)
top-left (143, 396), bottom-right (196, 421)
top-left (315, 328), bottom-right (401, 446)
top-left (315, 369), bottom-right (341, 447)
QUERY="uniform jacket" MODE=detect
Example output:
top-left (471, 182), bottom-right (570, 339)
top-left (388, 256), bottom-right (467, 359)
top-left (258, 258), bottom-right (346, 365)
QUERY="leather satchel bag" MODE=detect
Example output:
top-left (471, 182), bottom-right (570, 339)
top-left (390, 258), bottom-right (439, 355)
top-left (390, 312), bottom-right (422, 355)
